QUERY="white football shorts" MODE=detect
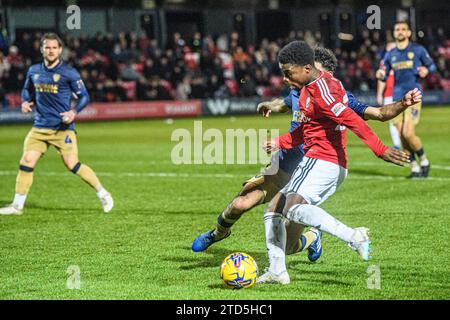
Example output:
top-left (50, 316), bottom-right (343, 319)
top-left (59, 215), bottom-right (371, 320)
top-left (280, 156), bottom-right (347, 206)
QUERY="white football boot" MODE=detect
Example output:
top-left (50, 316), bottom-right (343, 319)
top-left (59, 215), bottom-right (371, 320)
top-left (349, 227), bottom-right (371, 261)
top-left (100, 193), bottom-right (114, 213)
top-left (0, 204), bottom-right (23, 216)
top-left (256, 269), bottom-right (290, 285)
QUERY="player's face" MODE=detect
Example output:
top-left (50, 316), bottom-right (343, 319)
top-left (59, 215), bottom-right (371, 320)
top-left (41, 39), bottom-right (62, 64)
top-left (280, 63), bottom-right (311, 90)
top-left (394, 23), bottom-right (411, 42)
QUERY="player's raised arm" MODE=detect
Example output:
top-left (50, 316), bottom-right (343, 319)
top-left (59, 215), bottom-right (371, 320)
top-left (272, 125), bottom-right (304, 151)
top-left (362, 88), bottom-right (422, 122)
top-left (257, 97), bottom-right (290, 117)
top-left (317, 90), bottom-right (409, 166)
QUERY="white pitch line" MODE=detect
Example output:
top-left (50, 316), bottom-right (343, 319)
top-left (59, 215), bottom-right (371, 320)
top-left (0, 170), bottom-right (450, 181)
top-left (0, 170), bottom-right (239, 179)
top-left (353, 162), bottom-right (450, 171)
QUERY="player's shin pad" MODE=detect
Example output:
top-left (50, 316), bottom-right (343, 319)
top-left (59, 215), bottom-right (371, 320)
top-left (73, 163), bottom-right (101, 190)
top-left (215, 210), bottom-right (239, 238)
top-left (15, 166), bottom-right (34, 195)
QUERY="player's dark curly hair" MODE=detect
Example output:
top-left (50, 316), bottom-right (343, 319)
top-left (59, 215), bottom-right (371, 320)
top-left (314, 47), bottom-right (338, 73)
top-left (278, 40), bottom-right (314, 66)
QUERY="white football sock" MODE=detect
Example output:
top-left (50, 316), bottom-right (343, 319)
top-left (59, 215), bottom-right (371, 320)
top-left (411, 161), bottom-right (421, 173)
top-left (264, 211), bottom-right (287, 275)
top-left (96, 188), bottom-right (108, 199)
top-left (286, 204), bottom-right (354, 243)
top-left (420, 158), bottom-right (429, 166)
top-left (389, 123), bottom-right (401, 148)
top-left (13, 193), bottom-right (27, 210)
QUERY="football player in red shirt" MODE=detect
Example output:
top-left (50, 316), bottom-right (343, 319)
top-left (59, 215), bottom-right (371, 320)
top-left (257, 41), bottom-right (410, 284)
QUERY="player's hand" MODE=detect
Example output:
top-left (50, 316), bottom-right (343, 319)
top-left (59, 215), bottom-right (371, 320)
top-left (262, 139), bottom-right (279, 154)
top-left (376, 69), bottom-right (386, 80)
top-left (60, 110), bottom-right (77, 124)
top-left (257, 102), bottom-right (272, 117)
top-left (380, 147), bottom-right (410, 166)
top-left (417, 66), bottom-right (429, 78)
top-left (402, 88), bottom-right (422, 107)
top-left (21, 101), bottom-right (34, 113)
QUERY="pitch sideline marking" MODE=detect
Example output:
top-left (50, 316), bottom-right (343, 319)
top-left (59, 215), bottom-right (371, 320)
top-left (0, 170), bottom-right (449, 181)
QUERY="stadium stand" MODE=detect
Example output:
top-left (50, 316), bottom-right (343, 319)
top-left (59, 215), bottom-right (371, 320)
top-left (1, 27), bottom-right (449, 108)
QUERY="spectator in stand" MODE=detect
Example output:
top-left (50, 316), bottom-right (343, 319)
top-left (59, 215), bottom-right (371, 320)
top-left (0, 28), bottom-right (448, 107)
top-left (176, 75), bottom-right (192, 100)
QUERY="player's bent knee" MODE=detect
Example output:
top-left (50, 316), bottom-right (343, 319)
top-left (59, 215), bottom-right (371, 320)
top-left (20, 152), bottom-right (40, 167)
top-left (284, 203), bottom-right (306, 220)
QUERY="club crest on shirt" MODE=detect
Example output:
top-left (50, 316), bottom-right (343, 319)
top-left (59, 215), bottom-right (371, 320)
top-left (53, 73), bottom-right (61, 82)
top-left (33, 74), bottom-right (40, 81)
top-left (305, 97), bottom-right (311, 109)
top-left (408, 52), bottom-right (414, 60)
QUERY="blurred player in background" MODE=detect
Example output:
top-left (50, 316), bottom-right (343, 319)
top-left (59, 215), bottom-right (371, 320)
top-left (376, 21), bottom-right (437, 178)
top-left (377, 42), bottom-right (402, 150)
top-left (0, 33), bottom-right (113, 215)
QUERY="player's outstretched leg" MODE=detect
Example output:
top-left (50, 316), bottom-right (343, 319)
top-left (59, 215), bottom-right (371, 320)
top-left (286, 204), bottom-right (371, 261)
top-left (64, 154), bottom-right (113, 213)
top-left (192, 187), bottom-right (265, 252)
top-left (0, 151), bottom-right (41, 216)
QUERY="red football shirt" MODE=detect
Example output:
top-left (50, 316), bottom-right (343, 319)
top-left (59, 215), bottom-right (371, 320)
top-left (276, 71), bottom-right (388, 168)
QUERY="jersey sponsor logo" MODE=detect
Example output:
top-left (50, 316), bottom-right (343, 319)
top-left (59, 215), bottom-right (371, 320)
top-left (65, 135), bottom-right (73, 144)
top-left (53, 73), bottom-right (61, 82)
top-left (343, 94), bottom-right (348, 104)
top-left (331, 102), bottom-right (346, 117)
top-left (392, 60), bottom-right (414, 70)
top-left (293, 110), bottom-right (311, 123)
top-left (408, 52), bottom-right (414, 60)
top-left (34, 83), bottom-right (59, 93)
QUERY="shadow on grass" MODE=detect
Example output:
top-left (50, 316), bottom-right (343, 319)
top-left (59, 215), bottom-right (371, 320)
top-left (164, 245), bottom-right (267, 271)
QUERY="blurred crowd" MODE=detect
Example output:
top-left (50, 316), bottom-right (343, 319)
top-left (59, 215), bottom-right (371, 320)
top-left (1, 27), bottom-right (449, 107)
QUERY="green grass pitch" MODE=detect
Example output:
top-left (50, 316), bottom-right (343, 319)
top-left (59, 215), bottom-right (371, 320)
top-left (1, 106), bottom-right (450, 300)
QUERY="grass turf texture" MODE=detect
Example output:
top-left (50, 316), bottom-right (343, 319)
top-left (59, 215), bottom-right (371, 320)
top-left (1, 106), bottom-right (450, 300)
